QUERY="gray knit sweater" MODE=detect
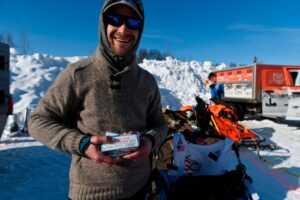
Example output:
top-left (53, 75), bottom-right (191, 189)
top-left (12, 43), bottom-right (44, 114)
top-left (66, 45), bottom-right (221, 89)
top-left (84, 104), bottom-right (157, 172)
top-left (28, 48), bottom-right (168, 200)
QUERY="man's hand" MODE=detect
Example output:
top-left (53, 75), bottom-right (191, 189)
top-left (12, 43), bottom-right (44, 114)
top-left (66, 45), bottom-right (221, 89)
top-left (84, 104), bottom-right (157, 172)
top-left (122, 136), bottom-right (152, 160)
top-left (84, 136), bottom-right (121, 168)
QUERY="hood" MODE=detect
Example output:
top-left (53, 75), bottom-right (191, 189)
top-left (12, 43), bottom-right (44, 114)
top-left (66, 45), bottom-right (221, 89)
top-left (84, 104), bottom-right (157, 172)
top-left (99, 0), bottom-right (144, 69)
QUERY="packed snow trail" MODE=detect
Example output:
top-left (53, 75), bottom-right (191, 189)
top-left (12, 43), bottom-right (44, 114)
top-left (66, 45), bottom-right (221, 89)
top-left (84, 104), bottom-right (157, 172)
top-left (0, 133), bottom-right (70, 200)
top-left (1, 119), bottom-right (300, 200)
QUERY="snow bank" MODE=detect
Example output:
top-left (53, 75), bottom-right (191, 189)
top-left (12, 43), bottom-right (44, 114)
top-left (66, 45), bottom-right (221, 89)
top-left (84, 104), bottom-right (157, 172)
top-left (10, 52), bottom-right (226, 116)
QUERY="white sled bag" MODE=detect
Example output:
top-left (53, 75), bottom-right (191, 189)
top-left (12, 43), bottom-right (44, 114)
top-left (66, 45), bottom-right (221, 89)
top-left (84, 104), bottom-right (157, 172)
top-left (172, 133), bottom-right (234, 177)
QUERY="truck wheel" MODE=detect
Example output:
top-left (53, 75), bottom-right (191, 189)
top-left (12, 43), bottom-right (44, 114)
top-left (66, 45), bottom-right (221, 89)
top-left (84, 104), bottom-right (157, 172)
top-left (226, 102), bottom-right (245, 121)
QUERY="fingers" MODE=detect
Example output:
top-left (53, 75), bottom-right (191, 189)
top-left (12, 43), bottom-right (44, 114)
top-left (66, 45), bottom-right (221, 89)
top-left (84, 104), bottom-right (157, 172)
top-left (122, 137), bottom-right (152, 160)
top-left (84, 137), bottom-right (121, 167)
top-left (87, 134), bottom-right (151, 163)
top-left (122, 147), bottom-right (148, 160)
top-left (92, 152), bottom-right (122, 167)
top-left (126, 131), bottom-right (141, 135)
top-left (94, 153), bottom-right (110, 164)
top-left (101, 162), bottom-right (113, 168)
top-left (99, 157), bottom-right (122, 168)
top-left (122, 150), bottom-right (141, 160)
top-left (90, 136), bottom-right (114, 145)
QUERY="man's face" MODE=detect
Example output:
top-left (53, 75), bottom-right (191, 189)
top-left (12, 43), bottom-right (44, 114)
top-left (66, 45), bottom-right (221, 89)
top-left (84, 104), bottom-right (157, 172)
top-left (209, 75), bottom-right (217, 83)
top-left (106, 5), bottom-right (139, 57)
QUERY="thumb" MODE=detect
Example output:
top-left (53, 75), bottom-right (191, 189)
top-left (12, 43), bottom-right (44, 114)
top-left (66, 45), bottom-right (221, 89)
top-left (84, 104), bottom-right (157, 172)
top-left (90, 136), bottom-right (114, 145)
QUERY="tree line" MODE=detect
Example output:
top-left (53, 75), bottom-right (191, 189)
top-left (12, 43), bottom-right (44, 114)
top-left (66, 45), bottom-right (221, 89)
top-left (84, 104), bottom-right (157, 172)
top-left (136, 48), bottom-right (171, 63)
top-left (0, 31), bottom-right (30, 55)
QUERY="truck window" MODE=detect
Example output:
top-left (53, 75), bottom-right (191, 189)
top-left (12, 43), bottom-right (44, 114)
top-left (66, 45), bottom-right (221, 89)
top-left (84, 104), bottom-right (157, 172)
top-left (0, 55), bottom-right (4, 70)
top-left (289, 70), bottom-right (300, 86)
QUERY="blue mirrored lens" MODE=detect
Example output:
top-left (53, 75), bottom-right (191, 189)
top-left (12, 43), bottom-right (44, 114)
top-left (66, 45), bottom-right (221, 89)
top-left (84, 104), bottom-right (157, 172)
top-left (107, 14), bottom-right (141, 30)
top-left (107, 15), bottom-right (123, 27)
top-left (126, 17), bottom-right (141, 29)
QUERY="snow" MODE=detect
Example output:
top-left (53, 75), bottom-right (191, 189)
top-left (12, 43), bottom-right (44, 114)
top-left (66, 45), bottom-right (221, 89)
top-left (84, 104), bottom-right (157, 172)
top-left (239, 120), bottom-right (300, 200)
top-left (0, 49), bottom-right (299, 199)
top-left (140, 57), bottom-right (226, 109)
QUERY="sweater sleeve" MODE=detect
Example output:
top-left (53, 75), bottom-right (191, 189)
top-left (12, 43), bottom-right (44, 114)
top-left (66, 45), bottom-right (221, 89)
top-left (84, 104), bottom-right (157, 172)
top-left (145, 76), bottom-right (168, 150)
top-left (28, 65), bottom-right (85, 156)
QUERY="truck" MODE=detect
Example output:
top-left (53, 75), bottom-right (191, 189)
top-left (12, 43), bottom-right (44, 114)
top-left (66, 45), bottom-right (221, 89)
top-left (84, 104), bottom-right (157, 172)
top-left (0, 42), bottom-right (12, 138)
top-left (213, 63), bottom-right (300, 120)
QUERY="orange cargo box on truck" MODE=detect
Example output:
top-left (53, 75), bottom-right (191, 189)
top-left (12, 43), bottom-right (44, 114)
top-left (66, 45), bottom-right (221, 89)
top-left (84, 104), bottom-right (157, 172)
top-left (213, 64), bottom-right (300, 120)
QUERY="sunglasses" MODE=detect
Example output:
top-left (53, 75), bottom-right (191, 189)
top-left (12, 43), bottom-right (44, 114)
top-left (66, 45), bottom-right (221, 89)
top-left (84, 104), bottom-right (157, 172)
top-left (106, 13), bottom-right (141, 30)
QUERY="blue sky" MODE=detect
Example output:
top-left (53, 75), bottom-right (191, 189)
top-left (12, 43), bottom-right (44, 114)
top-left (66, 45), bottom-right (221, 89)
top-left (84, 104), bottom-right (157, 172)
top-left (1, 0), bottom-right (300, 65)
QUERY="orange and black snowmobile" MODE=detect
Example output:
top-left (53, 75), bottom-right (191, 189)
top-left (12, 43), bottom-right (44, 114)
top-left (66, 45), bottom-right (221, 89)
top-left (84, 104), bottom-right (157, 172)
top-left (173, 96), bottom-right (265, 146)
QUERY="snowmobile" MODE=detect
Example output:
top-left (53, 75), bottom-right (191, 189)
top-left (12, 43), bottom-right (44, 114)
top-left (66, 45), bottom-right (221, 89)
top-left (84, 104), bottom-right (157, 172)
top-left (163, 96), bottom-right (265, 147)
top-left (148, 96), bottom-right (261, 200)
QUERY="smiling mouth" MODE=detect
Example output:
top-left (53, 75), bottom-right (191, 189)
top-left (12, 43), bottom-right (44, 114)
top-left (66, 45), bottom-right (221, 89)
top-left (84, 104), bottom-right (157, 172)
top-left (114, 36), bottom-right (131, 44)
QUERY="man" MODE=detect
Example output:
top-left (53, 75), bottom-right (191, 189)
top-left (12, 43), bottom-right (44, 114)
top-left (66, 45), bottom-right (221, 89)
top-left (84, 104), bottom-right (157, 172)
top-left (208, 72), bottom-right (224, 101)
top-left (28, 0), bottom-right (168, 199)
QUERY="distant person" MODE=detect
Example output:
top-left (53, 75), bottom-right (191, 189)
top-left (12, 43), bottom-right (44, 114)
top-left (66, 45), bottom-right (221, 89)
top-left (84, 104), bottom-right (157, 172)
top-left (208, 72), bottom-right (224, 101)
top-left (28, 0), bottom-right (168, 199)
